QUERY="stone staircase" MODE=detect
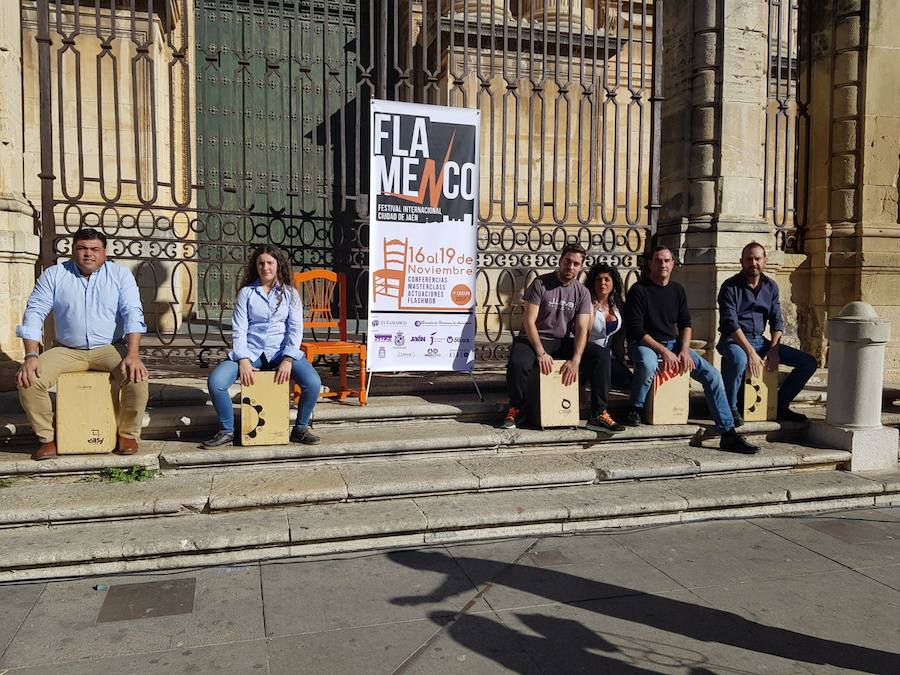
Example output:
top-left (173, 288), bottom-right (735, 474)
top-left (1, 381), bottom-right (898, 582)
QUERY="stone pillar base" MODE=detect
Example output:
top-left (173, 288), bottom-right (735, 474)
top-left (809, 421), bottom-right (899, 472)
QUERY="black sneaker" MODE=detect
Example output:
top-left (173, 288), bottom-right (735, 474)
top-left (586, 410), bottom-right (626, 433)
top-left (720, 429), bottom-right (760, 454)
top-left (731, 408), bottom-right (744, 428)
top-left (203, 430), bottom-right (235, 448)
top-left (777, 407), bottom-right (808, 423)
top-left (624, 407), bottom-right (643, 426)
top-left (290, 426), bottom-right (321, 445)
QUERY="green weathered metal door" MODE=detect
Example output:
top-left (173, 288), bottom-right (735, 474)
top-left (195, 0), bottom-right (358, 322)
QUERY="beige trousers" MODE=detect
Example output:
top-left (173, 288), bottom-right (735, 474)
top-left (18, 344), bottom-right (149, 443)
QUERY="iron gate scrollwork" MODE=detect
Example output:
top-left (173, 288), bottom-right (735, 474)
top-left (31, 0), bottom-right (660, 367)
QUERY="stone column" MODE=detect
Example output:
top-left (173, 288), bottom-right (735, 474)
top-left (522, 0), bottom-right (583, 31)
top-left (809, 302), bottom-right (898, 471)
top-left (0, 2), bottom-right (40, 391)
top-left (659, 0), bottom-right (772, 359)
top-left (444, 1), bottom-right (513, 22)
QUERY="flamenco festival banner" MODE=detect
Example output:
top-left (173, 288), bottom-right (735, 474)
top-left (367, 99), bottom-right (479, 372)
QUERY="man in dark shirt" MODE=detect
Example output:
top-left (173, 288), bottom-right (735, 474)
top-left (716, 242), bottom-right (817, 424)
top-left (503, 243), bottom-right (624, 433)
top-left (624, 246), bottom-right (758, 454)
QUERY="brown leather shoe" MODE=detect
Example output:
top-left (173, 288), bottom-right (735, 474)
top-left (32, 441), bottom-right (58, 461)
top-left (114, 436), bottom-right (139, 455)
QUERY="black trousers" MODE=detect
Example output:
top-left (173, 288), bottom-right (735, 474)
top-left (506, 336), bottom-right (611, 415)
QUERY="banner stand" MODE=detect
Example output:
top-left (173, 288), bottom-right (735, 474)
top-left (367, 99), bottom-right (480, 378)
top-left (364, 370), bottom-right (484, 403)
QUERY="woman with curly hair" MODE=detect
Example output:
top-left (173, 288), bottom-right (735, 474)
top-left (584, 262), bottom-right (633, 393)
top-left (204, 244), bottom-right (321, 447)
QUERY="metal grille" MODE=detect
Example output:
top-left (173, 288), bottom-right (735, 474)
top-left (764, 0), bottom-right (809, 253)
top-left (29, 0), bottom-right (660, 366)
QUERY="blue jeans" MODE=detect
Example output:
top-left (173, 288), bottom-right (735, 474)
top-left (207, 355), bottom-right (321, 434)
top-left (717, 336), bottom-right (817, 411)
top-left (629, 339), bottom-right (734, 433)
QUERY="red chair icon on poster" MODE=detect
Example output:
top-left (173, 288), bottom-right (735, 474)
top-left (372, 238), bottom-right (409, 304)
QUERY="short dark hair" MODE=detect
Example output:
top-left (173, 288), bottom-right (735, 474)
top-left (559, 243), bottom-right (587, 261)
top-left (650, 244), bottom-right (674, 258)
top-left (741, 242), bottom-right (766, 258)
top-left (73, 227), bottom-right (107, 248)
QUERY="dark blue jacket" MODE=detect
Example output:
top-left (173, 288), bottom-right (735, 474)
top-left (717, 272), bottom-right (784, 347)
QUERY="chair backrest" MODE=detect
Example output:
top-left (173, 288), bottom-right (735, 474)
top-left (292, 269), bottom-right (348, 339)
top-left (383, 238), bottom-right (408, 269)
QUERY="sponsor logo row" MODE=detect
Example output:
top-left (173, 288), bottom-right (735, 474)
top-left (372, 331), bottom-right (473, 347)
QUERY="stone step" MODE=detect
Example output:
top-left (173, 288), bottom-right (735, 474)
top-left (0, 411), bottom-right (807, 478)
top-left (0, 439), bottom-right (851, 528)
top-left (1, 465), bottom-right (896, 582)
top-left (1, 384), bottom-right (812, 453)
top-left (0, 393), bottom-right (510, 448)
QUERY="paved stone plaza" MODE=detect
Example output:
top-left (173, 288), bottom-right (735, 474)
top-left (1, 505), bottom-right (898, 674)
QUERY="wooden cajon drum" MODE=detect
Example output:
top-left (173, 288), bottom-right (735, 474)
top-left (645, 368), bottom-right (690, 425)
top-left (56, 371), bottom-right (117, 454)
top-left (537, 360), bottom-right (579, 428)
top-left (742, 368), bottom-right (778, 422)
top-left (240, 372), bottom-right (289, 446)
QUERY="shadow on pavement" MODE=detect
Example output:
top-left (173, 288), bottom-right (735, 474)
top-left (389, 549), bottom-right (900, 674)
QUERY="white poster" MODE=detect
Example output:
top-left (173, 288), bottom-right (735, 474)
top-left (367, 100), bottom-right (479, 372)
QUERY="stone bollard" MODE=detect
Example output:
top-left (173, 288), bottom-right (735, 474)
top-left (809, 302), bottom-right (899, 471)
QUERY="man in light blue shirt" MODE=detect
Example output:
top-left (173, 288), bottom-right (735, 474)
top-left (16, 228), bottom-right (150, 460)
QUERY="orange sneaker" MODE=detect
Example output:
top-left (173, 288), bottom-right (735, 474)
top-left (501, 406), bottom-right (523, 429)
top-left (586, 410), bottom-right (625, 433)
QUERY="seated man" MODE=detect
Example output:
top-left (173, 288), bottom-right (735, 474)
top-left (624, 245), bottom-right (758, 454)
top-left (16, 228), bottom-right (150, 460)
top-left (503, 244), bottom-right (624, 433)
top-left (716, 242), bottom-right (817, 425)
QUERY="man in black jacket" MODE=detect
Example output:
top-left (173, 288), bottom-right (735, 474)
top-left (624, 246), bottom-right (759, 454)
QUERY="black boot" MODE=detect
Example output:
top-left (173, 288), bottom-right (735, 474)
top-left (720, 429), bottom-right (760, 454)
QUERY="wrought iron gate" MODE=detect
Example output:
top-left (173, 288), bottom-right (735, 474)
top-left (765, 0), bottom-right (809, 253)
top-left (29, 0), bottom-right (660, 367)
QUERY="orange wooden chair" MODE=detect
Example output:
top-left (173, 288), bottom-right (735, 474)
top-left (293, 269), bottom-right (367, 405)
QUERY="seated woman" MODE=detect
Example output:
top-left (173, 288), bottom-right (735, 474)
top-left (204, 244), bottom-right (322, 447)
top-left (584, 262), bottom-right (633, 393)
top-left (572, 262), bottom-right (626, 433)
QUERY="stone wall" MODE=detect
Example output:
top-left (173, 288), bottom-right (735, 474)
top-left (802, 0), bottom-right (900, 375)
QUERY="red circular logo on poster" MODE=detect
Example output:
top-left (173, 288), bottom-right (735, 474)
top-left (451, 284), bottom-right (472, 306)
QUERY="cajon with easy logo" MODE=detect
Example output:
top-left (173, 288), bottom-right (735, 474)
top-left (56, 371), bottom-right (117, 454)
top-left (742, 368), bottom-right (778, 422)
top-left (537, 360), bottom-right (579, 428)
top-left (645, 368), bottom-right (690, 425)
top-left (240, 372), bottom-right (289, 446)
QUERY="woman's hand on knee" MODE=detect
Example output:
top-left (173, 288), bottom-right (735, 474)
top-left (274, 357), bottom-right (293, 385)
top-left (238, 359), bottom-right (256, 386)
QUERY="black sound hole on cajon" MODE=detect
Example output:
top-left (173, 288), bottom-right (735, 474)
top-left (243, 399), bottom-right (266, 438)
top-left (561, 399), bottom-right (571, 410)
top-left (744, 378), bottom-right (762, 412)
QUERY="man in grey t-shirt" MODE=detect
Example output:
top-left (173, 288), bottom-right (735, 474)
top-left (503, 244), bottom-right (624, 433)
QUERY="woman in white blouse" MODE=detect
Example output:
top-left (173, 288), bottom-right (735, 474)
top-left (585, 263), bottom-right (632, 392)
